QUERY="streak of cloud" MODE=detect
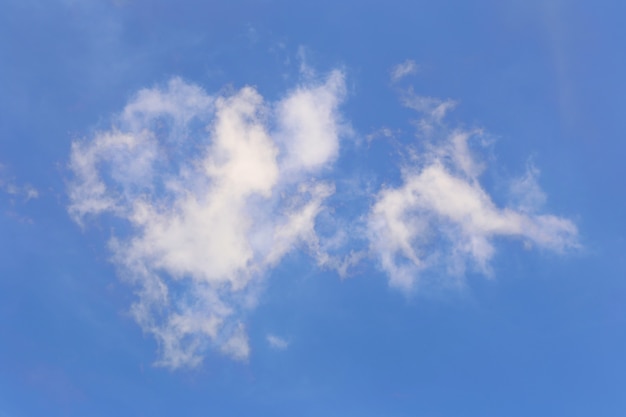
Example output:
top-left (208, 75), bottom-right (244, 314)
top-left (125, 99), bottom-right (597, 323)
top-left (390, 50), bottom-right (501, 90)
top-left (390, 59), bottom-right (418, 82)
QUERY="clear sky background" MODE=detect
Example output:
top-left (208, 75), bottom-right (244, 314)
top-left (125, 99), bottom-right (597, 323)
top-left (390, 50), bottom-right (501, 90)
top-left (1, 1), bottom-right (625, 416)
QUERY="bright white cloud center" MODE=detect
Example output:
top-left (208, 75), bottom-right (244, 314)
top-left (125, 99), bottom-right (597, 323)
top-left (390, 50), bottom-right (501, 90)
top-left (68, 72), bottom-right (347, 368)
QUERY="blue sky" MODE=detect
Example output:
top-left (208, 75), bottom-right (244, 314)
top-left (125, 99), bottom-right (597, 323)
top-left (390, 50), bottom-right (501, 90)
top-left (1, 0), bottom-right (626, 416)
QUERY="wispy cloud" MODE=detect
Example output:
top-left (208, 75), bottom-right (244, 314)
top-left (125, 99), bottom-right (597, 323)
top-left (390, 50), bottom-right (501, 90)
top-left (365, 127), bottom-right (398, 144)
top-left (68, 71), bottom-right (348, 368)
top-left (367, 92), bottom-right (579, 291)
top-left (402, 88), bottom-right (458, 130)
top-left (0, 164), bottom-right (39, 202)
top-left (266, 334), bottom-right (289, 350)
top-left (390, 59), bottom-right (418, 83)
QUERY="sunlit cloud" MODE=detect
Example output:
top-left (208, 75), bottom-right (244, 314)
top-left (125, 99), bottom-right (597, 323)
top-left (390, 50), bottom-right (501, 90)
top-left (68, 71), bottom-right (348, 368)
top-left (68, 64), bottom-right (580, 368)
top-left (367, 91), bottom-right (579, 291)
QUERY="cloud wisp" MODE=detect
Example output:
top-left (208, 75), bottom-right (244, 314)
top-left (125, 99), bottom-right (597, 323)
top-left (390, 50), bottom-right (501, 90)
top-left (390, 59), bottom-right (418, 83)
top-left (266, 334), bottom-right (289, 350)
top-left (68, 72), bottom-right (347, 368)
top-left (367, 90), bottom-right (579, 291)
top-left (0, 164), bottom-right (39, 202)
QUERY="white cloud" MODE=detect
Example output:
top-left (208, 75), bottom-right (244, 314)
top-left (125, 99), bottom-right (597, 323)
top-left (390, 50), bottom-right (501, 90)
top-left (68, 66), bottom-right (581, 367)
top-left (390, 59), bottom-right (418, 82)
top-left (367, 94), bottom-right (579, 291)
top-left (276, 69), bottom-right (346, 171)
top-left (68, 72), bottom-right (347, 368)
top-left (266, 334), bottom-right (289, 350)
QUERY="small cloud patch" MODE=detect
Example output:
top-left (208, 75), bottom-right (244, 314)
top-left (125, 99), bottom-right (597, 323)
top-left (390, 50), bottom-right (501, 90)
top-left (266, 334), bottom-right (289, 350)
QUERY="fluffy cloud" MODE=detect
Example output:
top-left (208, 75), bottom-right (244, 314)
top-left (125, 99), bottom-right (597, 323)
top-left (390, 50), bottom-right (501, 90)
top-left (68, 64), bottom-right (580, 367)
top-left (367, 93), bottom-right (579, 291)
top-left (68, 72), bottom-right (347, 368)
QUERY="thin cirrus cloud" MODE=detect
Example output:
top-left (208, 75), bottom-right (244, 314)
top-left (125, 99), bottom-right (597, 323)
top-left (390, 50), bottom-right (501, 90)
top-left (390, 59), bottom-right (418, 83)
top-left (67, 61), bottom-right (579, 369)
top-left (367, 90), bottom-right (579, 291)
top-left (266, 334), bottom-right (289, 350)
top-left (68, 70), bottom-right (348, 369)
top-left (0, 164), bottom-right (39, 202)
